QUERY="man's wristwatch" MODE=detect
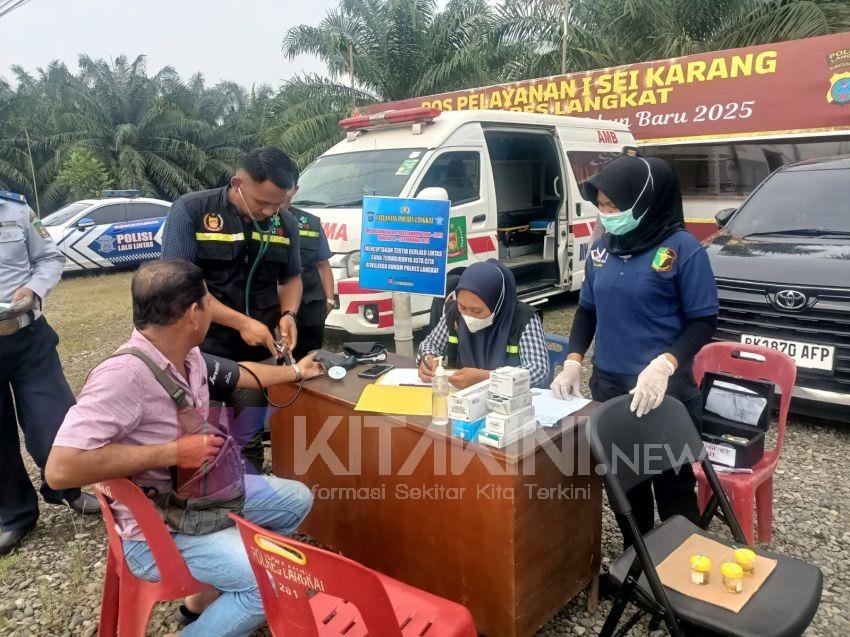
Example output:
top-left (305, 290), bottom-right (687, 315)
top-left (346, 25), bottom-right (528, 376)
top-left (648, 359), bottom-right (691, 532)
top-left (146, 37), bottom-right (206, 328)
top-left (281, 310), bottom-right (297, 322)
top-left (326, 298), bottom-right (335, 308)
top-left (291, 363), bottom-right (302, 381)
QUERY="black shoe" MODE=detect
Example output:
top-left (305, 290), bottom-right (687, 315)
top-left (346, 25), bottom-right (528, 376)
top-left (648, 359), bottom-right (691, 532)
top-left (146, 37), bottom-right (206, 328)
top-left (66, 492), bottom-right (101, 516)
top-left (174, 604), bottom-right (201, 626)
top-left (0, 521), bottom-right (36, 556)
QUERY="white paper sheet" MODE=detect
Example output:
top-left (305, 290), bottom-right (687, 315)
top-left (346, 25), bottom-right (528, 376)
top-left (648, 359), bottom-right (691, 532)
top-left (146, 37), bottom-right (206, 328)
top-left (377, 368), bottom-right (431, 386)
top-left (531, 389), bottom-right (591, 427)
top-left (705, 385), bottom-right (766, 426)
top-left (713, 379), bottom-right (757, 394)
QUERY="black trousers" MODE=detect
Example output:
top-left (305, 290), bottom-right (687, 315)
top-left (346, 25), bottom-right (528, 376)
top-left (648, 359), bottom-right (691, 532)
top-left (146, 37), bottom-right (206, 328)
top-left (292, 321), bottom-right (326, 361)
top-left (0, 317), bottom-right (80, 532)
top-left (590, 367), bottom-right (702, 548)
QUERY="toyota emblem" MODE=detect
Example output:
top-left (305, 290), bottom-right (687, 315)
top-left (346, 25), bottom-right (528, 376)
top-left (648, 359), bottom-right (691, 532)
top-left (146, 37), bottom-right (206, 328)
top-left (774, 289), bottom-right (807, 311)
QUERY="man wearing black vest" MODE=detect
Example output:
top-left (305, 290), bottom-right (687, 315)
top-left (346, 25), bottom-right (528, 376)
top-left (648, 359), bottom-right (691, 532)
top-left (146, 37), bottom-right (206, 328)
top-left (161, 148), bottom-right (303, 472)
top-left (291, 209), bottom-right (334, 360)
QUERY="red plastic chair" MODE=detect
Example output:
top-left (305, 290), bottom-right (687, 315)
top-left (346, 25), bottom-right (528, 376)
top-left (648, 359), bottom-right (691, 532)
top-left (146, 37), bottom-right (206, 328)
top-left (93, 479), bottom-right (210, 636)
top-left (692, 342), bottom-right (797, 546)
top-left (230, 513), bottom-right (477, 637)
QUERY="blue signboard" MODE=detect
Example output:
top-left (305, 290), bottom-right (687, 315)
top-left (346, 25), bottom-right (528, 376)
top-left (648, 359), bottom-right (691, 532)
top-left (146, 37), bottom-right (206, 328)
top-left (359, 196), bottom-right (451, 296)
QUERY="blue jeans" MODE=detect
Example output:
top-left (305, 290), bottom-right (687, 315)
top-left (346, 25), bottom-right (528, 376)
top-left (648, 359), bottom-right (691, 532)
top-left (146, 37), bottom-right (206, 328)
top-left (123, 475), bottom-right (313, 637)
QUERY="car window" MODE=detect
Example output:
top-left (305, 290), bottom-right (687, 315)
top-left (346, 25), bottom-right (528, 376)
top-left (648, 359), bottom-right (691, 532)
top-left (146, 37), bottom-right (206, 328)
top-left (42, 202), bottom-right (90, 227)
top-left (86, 204), bottom-right (127, 226)
top-left (416, 151), bottom-right (480, 205)
top-left (126, 202), bottom-right (168, 221)
top-left (727, 168), bottom-right (850, 236)
top-left (566, 151), bottom-right (623, 189)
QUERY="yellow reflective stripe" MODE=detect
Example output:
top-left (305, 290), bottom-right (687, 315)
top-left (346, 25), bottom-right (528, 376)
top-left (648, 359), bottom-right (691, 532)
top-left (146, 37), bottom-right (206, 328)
top-left (299, 229), bottom-right (320, 237)
top-left (506, 345), bottom-right (519, 354)
top-left (447, 335), bottom-right (459, 344)
top-left (251, 231), bottom-right (290, 245)
top-left (195, 232), bottom-right (244, 242)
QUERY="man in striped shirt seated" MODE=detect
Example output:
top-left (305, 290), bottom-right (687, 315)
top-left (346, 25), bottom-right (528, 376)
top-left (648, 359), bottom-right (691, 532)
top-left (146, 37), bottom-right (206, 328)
top-left (45, 260), bottom-right (324, 636)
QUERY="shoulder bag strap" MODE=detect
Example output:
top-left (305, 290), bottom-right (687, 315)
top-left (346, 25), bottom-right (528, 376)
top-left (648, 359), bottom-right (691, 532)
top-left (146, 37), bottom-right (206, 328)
top-left (107, 347), bottom-right (191, 409)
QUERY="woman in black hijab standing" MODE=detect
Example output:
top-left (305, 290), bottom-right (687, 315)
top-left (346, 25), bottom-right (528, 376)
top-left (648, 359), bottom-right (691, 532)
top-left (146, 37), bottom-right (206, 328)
top-left (417, 260), bottom-right (550, 389)
top-left (551, 156), bottom-right (719, 545)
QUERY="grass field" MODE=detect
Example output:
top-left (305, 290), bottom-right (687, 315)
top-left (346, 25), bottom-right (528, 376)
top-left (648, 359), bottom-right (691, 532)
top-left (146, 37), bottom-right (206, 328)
top-left (48, 271), bottom-right (136, 394)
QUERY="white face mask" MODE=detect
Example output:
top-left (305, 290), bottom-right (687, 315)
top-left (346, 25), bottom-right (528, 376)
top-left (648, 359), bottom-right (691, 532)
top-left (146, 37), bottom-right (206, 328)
top-left (458, 266), bottom-right (506, 333)
top-left (461, 311), bottom-right (495, 333)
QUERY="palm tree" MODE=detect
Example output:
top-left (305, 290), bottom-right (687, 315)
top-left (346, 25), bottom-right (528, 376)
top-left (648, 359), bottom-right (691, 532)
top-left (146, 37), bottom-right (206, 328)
top-left (283, 0), bottom-right (497, 102)
top-left (56, 54), bottom-right (213, 201)
top-left (1, 55), bottom-right (263, 210)
top-left (274, 0), bottom-right (499, 166)
top-left (0, 62), bottom-right (79, 208)
top-left (264, 74), bottom-right (377, 167)
top-left (495, 0), bottom-right (850, 77)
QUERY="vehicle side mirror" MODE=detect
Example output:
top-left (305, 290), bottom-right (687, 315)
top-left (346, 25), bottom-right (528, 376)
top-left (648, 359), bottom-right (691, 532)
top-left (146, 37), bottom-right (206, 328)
top-left (75, 218), bottom-right (95, 230)
top-left (416, 187), bottom-right (449, 202)
top-left (715, 208), bottom-right (736, 227)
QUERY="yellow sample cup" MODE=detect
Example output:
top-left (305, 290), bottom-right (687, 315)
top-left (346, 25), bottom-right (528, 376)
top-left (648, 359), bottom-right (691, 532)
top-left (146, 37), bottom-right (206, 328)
top-left (734, 548), bottom-right (756, 576)
top-left (690, 554), bottom-right (712, 585)
top-left (721, 562), bottom-right (745, 593)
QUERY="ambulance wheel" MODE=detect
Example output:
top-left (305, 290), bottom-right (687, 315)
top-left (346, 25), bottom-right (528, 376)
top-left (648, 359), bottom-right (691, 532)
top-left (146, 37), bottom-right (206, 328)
top-left (428, 272), bottom-right (462, 330)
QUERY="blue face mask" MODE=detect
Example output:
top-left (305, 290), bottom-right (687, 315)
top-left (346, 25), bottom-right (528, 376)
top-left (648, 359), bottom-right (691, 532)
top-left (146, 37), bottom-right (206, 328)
top-left (598, 159), bottom-right (653, 236)
top-left (599, 208), bottom-right (643, 235)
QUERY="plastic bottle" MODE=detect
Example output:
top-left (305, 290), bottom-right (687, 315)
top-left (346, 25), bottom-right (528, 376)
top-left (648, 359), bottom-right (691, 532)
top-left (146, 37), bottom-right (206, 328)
top-left (431, 356), bottom-right (449, 427)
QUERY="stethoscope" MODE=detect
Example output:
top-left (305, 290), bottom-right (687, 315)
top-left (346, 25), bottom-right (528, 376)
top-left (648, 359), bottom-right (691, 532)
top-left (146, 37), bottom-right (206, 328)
top-left (238, 187), bottom-right (280, 318)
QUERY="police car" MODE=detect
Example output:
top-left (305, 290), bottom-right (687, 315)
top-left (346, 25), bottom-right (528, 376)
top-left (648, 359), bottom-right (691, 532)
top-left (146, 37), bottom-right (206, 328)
top-left (41, 190), bottom-right (170, 272)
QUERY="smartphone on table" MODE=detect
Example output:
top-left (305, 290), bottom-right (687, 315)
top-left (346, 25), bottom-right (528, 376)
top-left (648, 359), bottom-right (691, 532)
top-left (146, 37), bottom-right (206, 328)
top-left (358, 364), bottom-right (394, 379)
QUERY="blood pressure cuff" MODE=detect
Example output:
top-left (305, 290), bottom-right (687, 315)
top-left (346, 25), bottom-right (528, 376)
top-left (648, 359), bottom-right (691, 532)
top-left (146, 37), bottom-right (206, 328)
top-left (342, 342), bottom-right (387, 358)
top-left (202, 353), bottom-right (241, 402)
top-left (314, 349), bottom-right (358, 370)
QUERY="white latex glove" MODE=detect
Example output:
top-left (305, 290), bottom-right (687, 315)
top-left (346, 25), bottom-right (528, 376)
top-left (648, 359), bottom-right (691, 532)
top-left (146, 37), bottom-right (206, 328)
top-left (629, 355), bottom-right (676, 417)
top-left (551, 359), bottom-right (583, 399)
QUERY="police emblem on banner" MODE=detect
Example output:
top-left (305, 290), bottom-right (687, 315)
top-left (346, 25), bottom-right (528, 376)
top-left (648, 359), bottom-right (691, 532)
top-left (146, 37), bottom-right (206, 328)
top-left (827, 48), bottom-right (850, 104)
top-left (203, 212), bottom-right (223, 231)
top-left (651, 246), bottom-right (677, 272)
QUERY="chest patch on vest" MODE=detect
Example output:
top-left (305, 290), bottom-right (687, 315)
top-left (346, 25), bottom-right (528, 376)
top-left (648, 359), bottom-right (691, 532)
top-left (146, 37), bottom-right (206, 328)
top-left (298, 215), bottom-right (319, 238)
top-left (590, 247), bottom-right (608, 267)
top-left (651, 246), bottom-right (676, 272)
top-left (203, 212), bottom-right (224, 232)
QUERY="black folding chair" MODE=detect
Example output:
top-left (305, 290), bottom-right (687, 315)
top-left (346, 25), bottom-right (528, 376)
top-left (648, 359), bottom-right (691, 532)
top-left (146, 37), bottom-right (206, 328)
top-left (586, 395), bottom-right (822, 637)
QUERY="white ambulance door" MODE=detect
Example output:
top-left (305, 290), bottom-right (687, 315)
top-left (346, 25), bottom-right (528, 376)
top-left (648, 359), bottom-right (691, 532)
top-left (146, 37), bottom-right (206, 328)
top-left (555, 126), bottom-right (631, 291)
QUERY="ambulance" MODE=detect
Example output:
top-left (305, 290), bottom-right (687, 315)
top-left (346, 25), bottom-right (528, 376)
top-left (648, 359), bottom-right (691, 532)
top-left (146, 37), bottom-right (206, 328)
top-left (291, 107), bottom-right (635, 335)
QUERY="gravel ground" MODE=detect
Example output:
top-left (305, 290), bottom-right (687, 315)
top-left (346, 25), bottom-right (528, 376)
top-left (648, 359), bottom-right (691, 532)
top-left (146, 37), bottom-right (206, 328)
top-left (1, 277), bottom-right (848, 636)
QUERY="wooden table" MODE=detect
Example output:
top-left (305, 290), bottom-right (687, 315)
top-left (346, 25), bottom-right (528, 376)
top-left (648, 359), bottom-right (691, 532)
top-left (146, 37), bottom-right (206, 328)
top-left (270, 354), bottom-right (602, 637)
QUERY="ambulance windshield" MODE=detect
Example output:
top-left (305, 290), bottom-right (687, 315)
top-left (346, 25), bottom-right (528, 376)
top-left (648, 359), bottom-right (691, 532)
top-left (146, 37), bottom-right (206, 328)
top-left (293, 148), bottom-right (425, 209)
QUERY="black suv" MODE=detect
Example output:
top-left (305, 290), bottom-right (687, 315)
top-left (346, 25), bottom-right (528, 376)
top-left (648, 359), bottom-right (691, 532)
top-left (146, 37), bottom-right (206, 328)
top-left (704, 155), bottom-right (850, 419)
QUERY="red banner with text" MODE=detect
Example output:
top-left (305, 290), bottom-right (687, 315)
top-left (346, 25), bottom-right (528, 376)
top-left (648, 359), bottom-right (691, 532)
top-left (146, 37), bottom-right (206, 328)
top-left (364, 33), bottom-right (850, 142)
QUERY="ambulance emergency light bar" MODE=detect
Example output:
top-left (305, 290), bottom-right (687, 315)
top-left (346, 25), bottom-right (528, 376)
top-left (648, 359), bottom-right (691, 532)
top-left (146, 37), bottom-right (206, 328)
top-left (101, 189), bottom-right (141, 199)
top-left (339, 107), bottom-right (442, 138)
